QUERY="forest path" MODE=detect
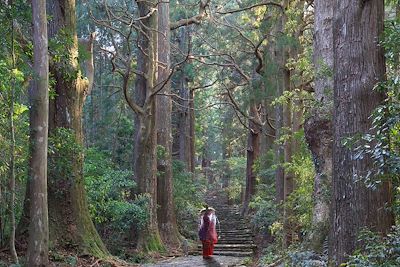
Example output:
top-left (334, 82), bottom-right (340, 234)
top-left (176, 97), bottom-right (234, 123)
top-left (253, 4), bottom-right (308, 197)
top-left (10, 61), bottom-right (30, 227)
top-left (142, 255), bottom-right (248, 267)
top-left (142, 188), bottom-right (254, 266)
top-left (200, 189), bottom-right (255, 257)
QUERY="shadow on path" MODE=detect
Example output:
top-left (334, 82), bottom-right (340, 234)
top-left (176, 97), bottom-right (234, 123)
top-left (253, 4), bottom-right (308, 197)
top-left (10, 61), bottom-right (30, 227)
top-left (142, 255), bottom-right (247, 267)
top-left (203, 257), bottom-right (222, 267)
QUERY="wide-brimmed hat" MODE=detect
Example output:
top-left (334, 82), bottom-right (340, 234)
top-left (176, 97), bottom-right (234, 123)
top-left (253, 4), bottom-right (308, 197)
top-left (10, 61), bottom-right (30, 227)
top-left (200, 207), bottom-right (215, 213)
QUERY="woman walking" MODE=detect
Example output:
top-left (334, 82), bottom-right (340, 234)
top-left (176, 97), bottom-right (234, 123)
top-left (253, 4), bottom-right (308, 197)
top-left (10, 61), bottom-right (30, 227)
top-left (198, 205), bottom-right (218, 259)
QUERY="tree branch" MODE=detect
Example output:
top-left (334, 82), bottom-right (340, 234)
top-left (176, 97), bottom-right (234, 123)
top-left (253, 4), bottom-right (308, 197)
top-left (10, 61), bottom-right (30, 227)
top-left (216, 1), bottom-right (283, 15)
top-left (170, 0), bottom-right (211, 30)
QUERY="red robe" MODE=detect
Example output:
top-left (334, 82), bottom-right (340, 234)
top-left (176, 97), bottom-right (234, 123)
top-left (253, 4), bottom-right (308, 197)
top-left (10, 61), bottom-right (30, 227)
top-left (199, 211), bottom-right (218, 257)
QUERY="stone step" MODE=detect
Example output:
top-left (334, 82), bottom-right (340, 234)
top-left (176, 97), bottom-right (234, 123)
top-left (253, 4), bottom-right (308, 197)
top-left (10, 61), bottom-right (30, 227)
top-left (219, 239), bottom-right (253, 243)
top-left (218, 232), bottom-right (253, 238)
top-left (217, 240), bottom-right (254, 244)
top-left (197, 244), bottom-right (256, 250)
top-left (218, 226), bottom-right (249, 229)
top-left (191, 250), bottom-right (253, 257)
top-left (218, 231), bottom-right (252, 235)
top-left (197, 248), bottom-right (254, 253)
top-left (219, 228), bottom-right (250, 232)
top-left (219, 234), bottom-right (253, 237)
top-left (220, 225), bottom-right (249, 228)
top-left (218, 239), bottom-right (253, 243)
top-left (212, 250), bottom-right (253, 257)
top-left (214, 210), bottom-right (237, 213)
top-left (201, 193), bottom-right (256, 258)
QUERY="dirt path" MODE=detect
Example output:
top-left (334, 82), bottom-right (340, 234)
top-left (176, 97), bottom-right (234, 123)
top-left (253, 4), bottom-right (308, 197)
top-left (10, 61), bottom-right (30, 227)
top-left (141, 255), bottom-right (249, 267)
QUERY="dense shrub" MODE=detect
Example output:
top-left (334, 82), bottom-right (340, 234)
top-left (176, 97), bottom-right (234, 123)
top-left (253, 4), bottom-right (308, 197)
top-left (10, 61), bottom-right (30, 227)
top-left (249, 184), bottom-right (277, 231)
top-left (84, 148), bottom-right (149, 243)
top-left (345, 227), bottom-right (400, 267)
top-left (283, 150), bottom-right (315, 237)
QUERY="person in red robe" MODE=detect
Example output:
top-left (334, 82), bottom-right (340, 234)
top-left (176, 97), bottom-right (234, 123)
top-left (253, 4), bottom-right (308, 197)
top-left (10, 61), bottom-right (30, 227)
top-left (198, 205), bottom-right (218, 259)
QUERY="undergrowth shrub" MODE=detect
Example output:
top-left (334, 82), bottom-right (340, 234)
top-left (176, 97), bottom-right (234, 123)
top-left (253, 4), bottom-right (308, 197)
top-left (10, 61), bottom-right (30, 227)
top-left (345, 226), bottom-right (400, 267)
top-left (84, 148), bottom-right (149, 248)
top-left (250, 151), bottom-right (277, 232)
top-left (249, 184), bottom-right (277, 232)
top-left (283, 150), bottom-right (315, 239)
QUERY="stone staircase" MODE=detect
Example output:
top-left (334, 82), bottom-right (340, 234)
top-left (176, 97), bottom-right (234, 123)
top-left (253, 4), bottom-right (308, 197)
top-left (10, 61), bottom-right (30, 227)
top-left (196, 190), bottom-right (256, 257)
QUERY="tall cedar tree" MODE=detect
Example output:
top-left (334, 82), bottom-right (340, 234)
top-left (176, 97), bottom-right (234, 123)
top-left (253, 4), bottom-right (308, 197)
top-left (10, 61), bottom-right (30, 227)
top-left (304, 0), bottom-right (333, 252)
top-left (156, 0), bottom-right (181, 246)
top-left (45, 0), bottom-right (107, 256)
top-left (26, 0), bottom-right (49, 265)
top-left (330, 0), bottom-right (394, 265)
top-left (133, 0), bottom-right (163, 251)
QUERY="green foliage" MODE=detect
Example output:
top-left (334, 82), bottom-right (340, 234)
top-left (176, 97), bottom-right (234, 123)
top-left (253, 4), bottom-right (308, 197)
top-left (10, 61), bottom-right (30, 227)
top-left (48, 29), bottom-right (79, 81)
top-left (249, 191), bottom-right (278, 231)
top-left (213, 157), bottom-right (246, 203)
top-left (259, 248), bottom-right (283, 266)
top-left (345, 226), bottom-right (400, 267)
top-left (48, 128), bottom-right (83, 193)
top-left (156, 144), bottom-right (167, 160)
top-left (172, 160), bottom-right (205, 239)
top-left (248, 151), bottom-right (277, 231)
top-left (0, 8), bottom-right (30, 245)
top-left (283, 150), bottom-right (315, 235)
top-left (84, 147), bottom-right (149, 237)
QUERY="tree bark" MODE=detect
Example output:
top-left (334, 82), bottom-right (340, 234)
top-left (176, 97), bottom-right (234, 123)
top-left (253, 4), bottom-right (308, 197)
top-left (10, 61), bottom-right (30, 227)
top-left (45, 0), bottom-right (107, 257)
top-left (273, 7), bottom-right (288, 206)
top-left (133, 0), bottom-right (163, 251)
top-left (304, 0), bottom-right (333, 253)
top-left (156, 0), bottom-right (180, 247)
top-left (176, 27), bottom-right (192, 172)
top-left (26, 1), bottom-right (49, 265)
top-left (242, 104), bottom-right (261, 215)
top-left (330, 1), bottom-right (394, 265)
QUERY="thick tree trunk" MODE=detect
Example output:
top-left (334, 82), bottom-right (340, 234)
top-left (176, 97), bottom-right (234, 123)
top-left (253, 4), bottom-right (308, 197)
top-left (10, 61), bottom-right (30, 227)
top-left (45, 0), bottom-right (107, 257)
top-left (156, 1), bottom-right (180, 247)
top-left (134, 114), bottom-right (162, 251)
top-left (133, 0), bottom-right (163, 251)
top-left (26, 0), bottom-right (49, 265)
top-left (242, 104), bottom-right (261, 215)
top-left (176, 27), bottom-right (192, 172)
top-left (273, 8), bottom-right (288, 206)
top-left (329, 1), bottom-right (394, 265)
top-left (175, 26), bottom-right (195, 174)
top-left (304, 0), bottom-right (333, 253)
